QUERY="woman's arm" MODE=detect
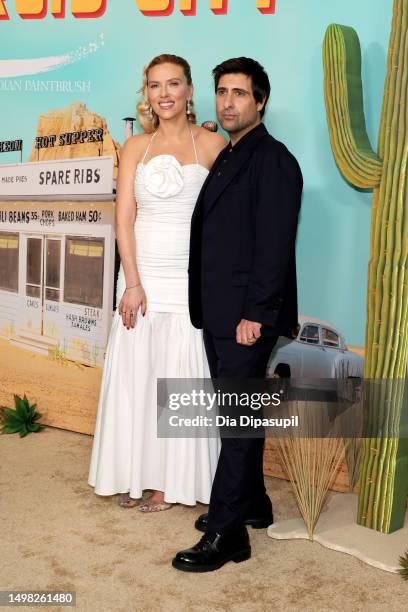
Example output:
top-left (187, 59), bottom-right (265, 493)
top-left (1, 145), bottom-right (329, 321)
top-left (115, 136), bottom-right (147, 329)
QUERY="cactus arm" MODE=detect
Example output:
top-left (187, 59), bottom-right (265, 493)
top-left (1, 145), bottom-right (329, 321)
top-left (366, 3), bottom-right (400, 300)
top-left (323, 24), bottom-right (383, 189)
top-left (377, 0), bottom-right (400, 157)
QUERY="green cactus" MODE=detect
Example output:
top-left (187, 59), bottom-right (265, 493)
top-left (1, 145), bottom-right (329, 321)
top-left (323, 1), bottom-right (408, 533)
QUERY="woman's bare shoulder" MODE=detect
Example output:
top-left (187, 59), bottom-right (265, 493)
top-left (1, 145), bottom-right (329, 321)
top-left (121, 133), bottom-right (151, 161)
top-left (193, 125), bottom-right (227, 162)
top-left (194, 124), bottom-right (225, 144)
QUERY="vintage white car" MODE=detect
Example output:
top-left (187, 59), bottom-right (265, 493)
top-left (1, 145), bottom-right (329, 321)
top-left (266, 315), bottom-right (363, 379)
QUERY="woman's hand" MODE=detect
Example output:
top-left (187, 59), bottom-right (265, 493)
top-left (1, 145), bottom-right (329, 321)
top-left (118, 286), bottom-right (147, 329)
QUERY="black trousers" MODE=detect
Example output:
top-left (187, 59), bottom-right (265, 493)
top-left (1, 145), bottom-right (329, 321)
top-left (203, 329), bottom-right (278, 533)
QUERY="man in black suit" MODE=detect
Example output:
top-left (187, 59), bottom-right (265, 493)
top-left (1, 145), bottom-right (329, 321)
top-left (172, 57), bottom-right (303, 572)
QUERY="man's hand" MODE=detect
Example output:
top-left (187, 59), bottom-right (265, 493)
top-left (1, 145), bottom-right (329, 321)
top-left (236, 319), bottom-right (262, 346)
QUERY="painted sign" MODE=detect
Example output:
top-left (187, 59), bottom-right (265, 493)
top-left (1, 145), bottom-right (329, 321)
top-left (0, 139), bottom-right (22, 153)
top-left (0, 0), bottom-right (276, 19)
top-left (0, 203), bottom-right (110, 227)
top-left (35, 128), bottom-right (103, 149)
top-left (0, 156), bottom-right (114, 196)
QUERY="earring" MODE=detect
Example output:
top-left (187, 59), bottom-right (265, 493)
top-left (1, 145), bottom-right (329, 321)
top-left (147, 104), bottom-right (153, 120)
top-left (186, 100), bottom-right (193, 117)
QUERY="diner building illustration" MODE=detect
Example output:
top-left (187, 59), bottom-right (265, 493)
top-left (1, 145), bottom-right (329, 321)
top-left (0, 103), bottom-right (122, 367)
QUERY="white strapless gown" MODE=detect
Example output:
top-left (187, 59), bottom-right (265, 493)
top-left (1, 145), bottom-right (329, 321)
top-left (88, 155), bottom-right (220, 504)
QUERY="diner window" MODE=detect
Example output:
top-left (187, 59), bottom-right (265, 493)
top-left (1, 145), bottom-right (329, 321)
top-left (26, 237), bottom-right (42, 298)
top-left (64, 237), bottom-right (104, 308)
top-left (0, 232), bottom-right (19, 292)
top-left (45, 239), bottom-right (61, 302)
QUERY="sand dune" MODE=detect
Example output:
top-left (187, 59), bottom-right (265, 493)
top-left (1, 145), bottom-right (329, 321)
top-left (0, 338), bottom-right (100, 435)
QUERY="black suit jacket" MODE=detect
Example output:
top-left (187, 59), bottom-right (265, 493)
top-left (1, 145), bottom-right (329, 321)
top-left (188, 123), bottom-right (303, 338)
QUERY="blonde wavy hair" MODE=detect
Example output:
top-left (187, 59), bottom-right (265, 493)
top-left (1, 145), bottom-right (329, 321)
top-left (137, 54), bottom-right (197, 133)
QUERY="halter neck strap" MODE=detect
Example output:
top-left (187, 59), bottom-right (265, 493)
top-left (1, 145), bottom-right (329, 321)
top-left (189, 125), bottom-right (199, 165)
top-left (141, 125), bottom-right (199, 164)
top-left (141, 131), bottom-right (158, 163)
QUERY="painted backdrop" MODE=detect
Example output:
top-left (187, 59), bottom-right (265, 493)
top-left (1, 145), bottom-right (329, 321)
top-left (0, 0), bottom-right (392, 345)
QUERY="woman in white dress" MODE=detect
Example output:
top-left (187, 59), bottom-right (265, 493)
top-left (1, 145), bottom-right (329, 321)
top-left (88, 54), bottom-right (225, 511)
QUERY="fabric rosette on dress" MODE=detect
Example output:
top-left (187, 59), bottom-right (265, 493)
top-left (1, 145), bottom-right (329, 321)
top-left (143, 154), bottom-right (184, 199)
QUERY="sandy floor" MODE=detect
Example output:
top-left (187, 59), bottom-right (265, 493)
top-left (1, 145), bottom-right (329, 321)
top-left (0, 337), bottom-right (360, 490)
top-left (1, 427), bottom-right (407, 612)
top-left (0, 338), bottom-right (101, 434)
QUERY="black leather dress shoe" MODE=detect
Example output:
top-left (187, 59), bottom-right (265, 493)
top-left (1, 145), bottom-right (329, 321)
top-left (194, 512), bottom-right (273, 533)
top-left (172, 528), bottom-right (251, 572)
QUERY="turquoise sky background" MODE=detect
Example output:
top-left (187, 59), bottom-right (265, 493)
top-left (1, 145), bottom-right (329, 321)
top-left (0, 1), bottom-right (392, 345)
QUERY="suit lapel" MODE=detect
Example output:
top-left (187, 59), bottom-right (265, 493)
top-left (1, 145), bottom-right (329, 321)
top-left (191, 147), bottom-right (225, 226)
top-left (202, 145), bottom-right (253, 218)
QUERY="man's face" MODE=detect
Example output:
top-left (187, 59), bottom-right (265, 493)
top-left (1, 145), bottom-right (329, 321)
top-left (215, 73), bottom-right (264, 140)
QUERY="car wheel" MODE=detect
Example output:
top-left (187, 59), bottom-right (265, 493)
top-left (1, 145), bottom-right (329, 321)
top-left (273, 364), bottom-right (291, 378)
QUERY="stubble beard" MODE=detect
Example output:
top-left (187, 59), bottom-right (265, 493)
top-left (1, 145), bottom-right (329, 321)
top-left (219, 116), bottom-right (241, 136)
